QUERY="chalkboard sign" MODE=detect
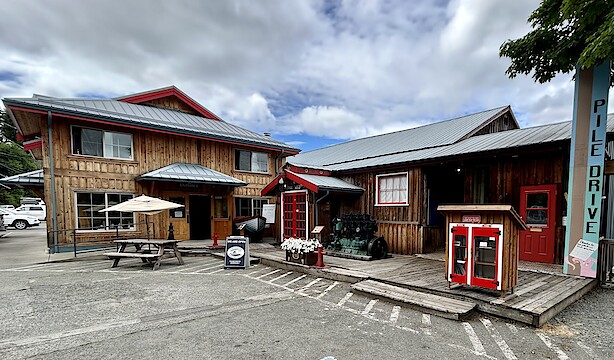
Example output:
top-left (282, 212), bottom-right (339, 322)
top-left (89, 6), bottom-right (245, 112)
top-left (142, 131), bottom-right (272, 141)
top-left (262, 204), bottom-right (276, 224)
top-left (224, 236), bottom-right (250, 269)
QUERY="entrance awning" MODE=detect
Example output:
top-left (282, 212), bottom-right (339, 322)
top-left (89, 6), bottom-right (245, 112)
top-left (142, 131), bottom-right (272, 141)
top-left (0, 169), bottom-right (44, 188)
top-left (261, 170), bottom-right (363, 196)
top-left (136, 163), bottom-right (247, 186)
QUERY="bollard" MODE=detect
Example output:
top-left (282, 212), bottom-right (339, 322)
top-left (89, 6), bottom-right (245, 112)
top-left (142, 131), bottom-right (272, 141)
top-left (167, 223), bottom-right (175, 240)
top-left (314, 245), bottom-right (325, 268)
top-left (212, 232), bottom-right (219, 247)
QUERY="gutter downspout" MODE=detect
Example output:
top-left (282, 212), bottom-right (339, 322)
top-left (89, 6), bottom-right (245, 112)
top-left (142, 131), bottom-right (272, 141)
top-left (48, 111), bottom-right (58, 253)
top-left (275, 149), bottom-right (285, 175)
top-left (315, 191), bottom-right (330, 226)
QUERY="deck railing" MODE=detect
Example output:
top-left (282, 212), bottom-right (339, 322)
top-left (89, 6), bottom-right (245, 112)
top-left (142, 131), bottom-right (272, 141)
top-left (598, 238), bottom-right (614, 287)
top-left (46, 221), bottom-right (155, 257)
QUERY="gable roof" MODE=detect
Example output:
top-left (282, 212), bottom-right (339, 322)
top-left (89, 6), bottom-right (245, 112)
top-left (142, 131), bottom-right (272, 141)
top-left (115, 86), bottom-right (221, 120)
top-left (136, 163), bottom-right (247, 186)
top-left (288, 111), bottom-right (614, 172)
top-left (288, 106), bottom-right (510, 168)
top-left (3, 95), bottom-right (300, 153)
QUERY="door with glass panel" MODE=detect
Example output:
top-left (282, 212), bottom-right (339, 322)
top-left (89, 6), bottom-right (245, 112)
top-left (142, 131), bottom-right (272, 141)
top-left (519, 184), bottom-right (557, 263)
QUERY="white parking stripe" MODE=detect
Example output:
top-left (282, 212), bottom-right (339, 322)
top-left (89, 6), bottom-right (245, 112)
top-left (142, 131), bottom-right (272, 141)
top-left (462, 322), bottom-right (487, 357)
top-left (536, 333), bottom-right (569, 360)
top-left (192, 263), bottom-right (226, 273)
top-left (422, 314), bottom-right (431, 326)
top-left (11, 263), bottom-right (53, 271)
top-left (480, 318), bottom-right (517, 360)
top-left (205, 268), bottom-right (226, 274)
top-left (316, 282), bottom-right (338, 299)
top-left (337, 292), bottom-right (353, 307)
top-left (269, 272), bottom-right (293, 283)
top-left (389, 306), bottom-right (400, 324)
top-left (282, 274), bottom-right (306, 287)
top-left (361, 299), bottom-right (378, 315)
top-left (246, 267), bottom-right (269, 276)
top-left (256, 269), bottom-right (281, 279)
top-left (298, 278), bottom-right (322, 292)
top-left (576, 341), bottom-right (595, 358)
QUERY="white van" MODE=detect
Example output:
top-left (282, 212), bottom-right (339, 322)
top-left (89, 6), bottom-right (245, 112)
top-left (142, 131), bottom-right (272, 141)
top-left (15, 204), bottom-right (46, 221)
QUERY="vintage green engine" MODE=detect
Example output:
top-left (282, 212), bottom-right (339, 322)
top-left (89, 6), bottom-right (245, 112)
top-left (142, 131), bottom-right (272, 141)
top-left (323, 214), bottom-right (388, 259)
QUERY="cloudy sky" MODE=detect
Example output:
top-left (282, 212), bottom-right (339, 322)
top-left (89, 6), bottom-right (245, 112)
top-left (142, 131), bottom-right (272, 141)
top-left (0, 0), bottom-right (606, 151)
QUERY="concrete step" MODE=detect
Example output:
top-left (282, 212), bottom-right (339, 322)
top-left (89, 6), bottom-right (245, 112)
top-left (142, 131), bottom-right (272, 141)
top-left (351, 280), bottom-right (476, 320)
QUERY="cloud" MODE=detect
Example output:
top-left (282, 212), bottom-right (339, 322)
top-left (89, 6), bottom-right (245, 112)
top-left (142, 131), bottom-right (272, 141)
top-left (0, 0), bottom-right (600, 144)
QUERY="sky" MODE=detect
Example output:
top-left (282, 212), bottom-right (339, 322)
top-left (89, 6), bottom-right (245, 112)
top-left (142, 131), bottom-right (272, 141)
top-left (0, 0), bottom-right (608, 152)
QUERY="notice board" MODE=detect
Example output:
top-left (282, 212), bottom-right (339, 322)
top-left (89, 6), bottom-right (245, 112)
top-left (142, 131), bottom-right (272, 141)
top-left (224, 236), bottom-right (250, 269)
top-left (262, 204), bottom-right (276, 224)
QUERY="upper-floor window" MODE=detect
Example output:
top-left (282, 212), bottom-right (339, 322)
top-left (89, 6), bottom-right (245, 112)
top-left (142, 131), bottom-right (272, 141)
top-left (71, 126), bottom-right (133, 160)
top-left (376, 172), bottom-right (408, 206)
top-left (234, 149), bottom-right (268, 173)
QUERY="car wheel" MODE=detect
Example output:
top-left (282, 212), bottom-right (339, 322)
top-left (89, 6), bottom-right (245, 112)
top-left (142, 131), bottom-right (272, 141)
top-left (14, 220), bottom-right (28, 230)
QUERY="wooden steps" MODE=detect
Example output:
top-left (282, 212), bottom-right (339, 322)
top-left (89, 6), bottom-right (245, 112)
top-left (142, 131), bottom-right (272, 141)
top-left (351, 280), bottom-right (476, 320)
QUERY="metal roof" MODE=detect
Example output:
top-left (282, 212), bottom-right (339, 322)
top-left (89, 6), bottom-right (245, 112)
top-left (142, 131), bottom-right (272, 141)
top-left (136, 163), bottom-right (247, 186)
top-left (287, 106), bottom-right (509, 168)
top-left (3, 96), bottom-right (299, 153)
top-left (287, 171), bottom-right (363, 193)
top-left (0, 169), bottom-right (44, 187)
top-left (290, 114), bottom-right (614, 172)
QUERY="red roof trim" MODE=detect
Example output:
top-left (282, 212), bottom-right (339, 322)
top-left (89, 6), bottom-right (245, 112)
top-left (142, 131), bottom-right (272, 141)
top-left (23, 139), bottom-right (42, 151)
top-left (285, 171), bottom-right (319, 192)
top-left (287, 165), bottom-right (331, 176)
top-left (117, 86), bottom-right (222, 120)
top-left (261, 174), bottom-right (284, 196)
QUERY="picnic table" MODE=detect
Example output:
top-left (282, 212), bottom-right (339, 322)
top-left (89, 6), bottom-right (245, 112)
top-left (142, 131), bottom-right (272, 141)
top-left (103, 239), bottom-right (184, 270)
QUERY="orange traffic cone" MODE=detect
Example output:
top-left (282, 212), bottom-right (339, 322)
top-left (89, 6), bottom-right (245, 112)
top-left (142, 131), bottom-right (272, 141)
top-left (314, 246), bottom-right (325, 268)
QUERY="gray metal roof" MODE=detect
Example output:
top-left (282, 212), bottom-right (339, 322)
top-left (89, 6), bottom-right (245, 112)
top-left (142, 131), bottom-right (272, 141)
top-left (287, 106), bottom-right (509, 168)
top-left (0, 169), bottom-right (44, 187)
top-left (287, 171), bottom-right (363, 193)
top-left (136, 163), bottom-right (247, 186)
top-left (3, 96), bottom-right (299, 153)
top-left (290, 114), bottom-right (614, 172)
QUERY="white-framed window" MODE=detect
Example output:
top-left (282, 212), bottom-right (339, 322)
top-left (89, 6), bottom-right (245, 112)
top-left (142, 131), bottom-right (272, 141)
top-left (71, 126), bottom-right (133, 160)
top-left (235, 197), bottom-right (269, 217)
top-left (234, 149), bottom-right (268, 173)
top-left (75, 192), bottom-right (135, 230)
top-left (376, 172), bottom-right (408, 206)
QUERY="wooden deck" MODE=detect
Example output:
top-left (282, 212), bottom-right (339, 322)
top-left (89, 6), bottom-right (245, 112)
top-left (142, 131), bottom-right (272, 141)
top-left (248, 247), bottom-right (596, 326)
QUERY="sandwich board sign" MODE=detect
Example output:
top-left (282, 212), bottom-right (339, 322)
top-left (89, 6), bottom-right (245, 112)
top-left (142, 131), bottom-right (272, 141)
top-left (224, 236), bottom-right (249, 269)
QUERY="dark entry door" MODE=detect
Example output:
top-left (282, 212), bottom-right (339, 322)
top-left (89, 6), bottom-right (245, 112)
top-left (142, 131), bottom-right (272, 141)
top-left (519, 184), bottom-right (557, 263)
top-left (189, 195), bottom-right (211, 240)
top-left (282, 192), bottom-right (307, 239)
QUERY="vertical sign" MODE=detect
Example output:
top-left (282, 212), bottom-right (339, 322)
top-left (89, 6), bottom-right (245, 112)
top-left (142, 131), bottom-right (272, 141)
top-left (564, 61), bottom-right (610, 277)
top-left (224, 236), bottom-right (250, 269)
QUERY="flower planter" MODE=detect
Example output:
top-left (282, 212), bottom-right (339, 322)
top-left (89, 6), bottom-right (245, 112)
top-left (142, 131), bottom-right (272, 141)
top-left (285, 250), bottom-right (318, 266)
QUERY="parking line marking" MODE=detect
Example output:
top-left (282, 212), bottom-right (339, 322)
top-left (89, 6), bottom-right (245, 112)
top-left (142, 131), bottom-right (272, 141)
top-left (389, 306), bottom-right (400, 324)
top-left (422, 314), bottom-right (431, 326)
top-left (337, 292), bottom-right (353, 307)
top-left (205, 268), bottom-right (225, 274)
top-left (536, 333), bottom-right (569, 360)
top-left (462, 322), bottom-right (487, 357)
top-left (282, 274), bottom-right (306, 287)
top-left (192, 263), bottom-right (226, 273)
top-left (576, 341), bottom-right (595, 358)
top-left (298, 278), bottom-right (322, 292)
top-left (480, 318), bottom-right (517, 360)
top-left (316, 282), bottom-right (338, 299)
top-left (361, 299), bottom-right (378, 315)
top-left (256, 269), bottom-right (281, 279)
top-left (269, 272), bottom-right (293, 283)
top-left (246, 267), bottom-right (268, 276)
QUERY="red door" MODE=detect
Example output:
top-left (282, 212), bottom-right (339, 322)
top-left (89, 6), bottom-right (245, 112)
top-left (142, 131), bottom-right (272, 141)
top-left (470, 227), bottom-right (500, 290)
top-left (282, 192), bottom-right (307, 239)
top-left (449, 225), bottom-right (469, 285)
top-left (519, 184), bottom-right (557, 263)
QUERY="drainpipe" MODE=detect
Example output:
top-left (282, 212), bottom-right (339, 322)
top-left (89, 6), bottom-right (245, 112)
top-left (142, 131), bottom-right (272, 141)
top-left (315, 191), bottom-right (330, 226)
top-left (47, 111), bottom-right (58, 253)
top-left (275, 149), bottom-right (285, 175)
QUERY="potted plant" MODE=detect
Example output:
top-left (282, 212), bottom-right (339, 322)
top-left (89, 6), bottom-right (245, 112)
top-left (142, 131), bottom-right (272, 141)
top-left (281, 237), bottom-right (321, 266)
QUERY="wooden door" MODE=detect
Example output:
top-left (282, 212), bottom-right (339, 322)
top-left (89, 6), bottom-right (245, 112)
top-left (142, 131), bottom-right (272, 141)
top-left (519, 184), bottom-right (556, 263)
top-left (164, 192), bottom-right (189, 240)
top-left (282, 191), bottom-right (307, 239)
top-left (470, 226), bottom-right (501, 290)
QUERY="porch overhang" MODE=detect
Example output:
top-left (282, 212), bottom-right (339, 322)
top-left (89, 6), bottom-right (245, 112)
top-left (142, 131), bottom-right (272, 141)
top-left (261, 170), bottom-right (363, 196)
top-left (136, 163), bottom-right (247, 187)
top-left (0, 169), bottom-right (44, 188)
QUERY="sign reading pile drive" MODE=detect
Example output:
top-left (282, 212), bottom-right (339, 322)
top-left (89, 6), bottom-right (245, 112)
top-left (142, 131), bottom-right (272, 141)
top-left (224, 236), bottom-right (249, 269)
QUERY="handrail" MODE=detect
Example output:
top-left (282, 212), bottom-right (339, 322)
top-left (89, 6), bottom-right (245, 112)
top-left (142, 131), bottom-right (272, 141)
top-left (46, 221), bottom-right (155, 257)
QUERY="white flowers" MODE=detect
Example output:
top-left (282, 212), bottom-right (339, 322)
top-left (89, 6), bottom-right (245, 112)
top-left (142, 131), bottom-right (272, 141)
top-left (281, 237), bottom-right (322, 254)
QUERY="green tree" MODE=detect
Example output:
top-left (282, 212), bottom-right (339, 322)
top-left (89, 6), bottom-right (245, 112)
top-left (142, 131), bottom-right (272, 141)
top-left (500, 0), bottom-right (614, 84)
top-left (0, 141), bottom-right (39, 207)
top-left (1, 109), bottom-right (18, 143)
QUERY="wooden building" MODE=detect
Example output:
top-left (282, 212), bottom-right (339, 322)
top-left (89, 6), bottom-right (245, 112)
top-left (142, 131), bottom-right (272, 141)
top-left (2, 86), bottom-right (298, 252)
top-left (264, 106), bottom-right (614, 264)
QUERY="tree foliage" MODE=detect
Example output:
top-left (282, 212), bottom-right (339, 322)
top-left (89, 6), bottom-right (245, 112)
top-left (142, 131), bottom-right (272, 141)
top-left (500, 0), bottom-right (614, 84)
top-left (1, 109), bottom-right (17, 143)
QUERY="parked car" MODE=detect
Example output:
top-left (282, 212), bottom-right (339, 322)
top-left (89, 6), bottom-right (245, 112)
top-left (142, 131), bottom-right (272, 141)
top-left (0, 214), bottom-right (5, 231)
top-left (14, 205), bottom-right (46, 221)
top-left (0, 208), bottom-right (40, 229)
top-left (0, 205), bottom-right (15, 210)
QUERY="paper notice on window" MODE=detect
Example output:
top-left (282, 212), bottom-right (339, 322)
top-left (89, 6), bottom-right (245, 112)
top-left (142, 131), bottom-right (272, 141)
top-left (569, 239), bottom-right (598, 261)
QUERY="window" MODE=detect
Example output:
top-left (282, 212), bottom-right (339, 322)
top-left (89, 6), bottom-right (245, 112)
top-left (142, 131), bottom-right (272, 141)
top-left (72, 126), bottom-right (133, 160)
top-left (214, 196), bottom-right (228, 218)
top-left (376, 172), bottom-right (408, 206)
top-left (235, 198), bottom-right (269, 217)
top-left (168, 197), bottom-right (185, 218)
top-left (76, 192), bottom-right (134, 230)
top-left (234, 149), bottom-right (268, 173)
